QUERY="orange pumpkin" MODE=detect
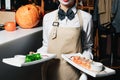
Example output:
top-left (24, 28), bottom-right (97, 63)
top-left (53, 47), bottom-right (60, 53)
top-left (15, 4), bottom-right (41, 29)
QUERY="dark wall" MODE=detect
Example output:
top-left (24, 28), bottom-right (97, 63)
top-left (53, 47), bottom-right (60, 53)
top-left (0, 30), bottom-right (43, 80)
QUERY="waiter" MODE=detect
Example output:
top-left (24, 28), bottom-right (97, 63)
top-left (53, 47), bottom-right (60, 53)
top-left (37, 0), bottom-right (93, 80)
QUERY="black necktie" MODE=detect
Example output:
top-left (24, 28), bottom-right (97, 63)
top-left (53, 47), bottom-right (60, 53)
top-left (58, 8), bottom-right (75, 20)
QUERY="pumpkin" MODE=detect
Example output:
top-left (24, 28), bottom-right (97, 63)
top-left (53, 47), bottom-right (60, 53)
top-left (15, 4), bottom-right (42, 29)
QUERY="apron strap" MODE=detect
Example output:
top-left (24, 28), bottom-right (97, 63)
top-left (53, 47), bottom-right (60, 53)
top-left (77, 10), bottom-right (83, 28)
top-left (51, 10), bottom-right (59, 39)
top-left (53, 10), bottom-right (59, 27)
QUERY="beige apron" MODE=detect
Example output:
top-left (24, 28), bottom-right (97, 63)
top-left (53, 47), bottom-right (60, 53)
top-left (41, 11), bottom-right (83, 80)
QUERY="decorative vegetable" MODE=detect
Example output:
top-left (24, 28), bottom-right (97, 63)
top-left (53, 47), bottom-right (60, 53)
top-left (4, 22), bottom-right (16, 31)
top-left (15, 1), bottom-right (45, 29)
top-left (15, 4), bottom-right (40, 29)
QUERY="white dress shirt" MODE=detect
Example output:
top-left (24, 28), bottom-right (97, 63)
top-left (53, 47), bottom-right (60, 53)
top-left (37, 6), bottom-right (93, 59)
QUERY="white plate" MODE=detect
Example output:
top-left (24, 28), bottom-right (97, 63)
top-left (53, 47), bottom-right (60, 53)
top-left (61, 53), bottom-right (116, 77)
top-left (2, 53), bottom-right (56, 67)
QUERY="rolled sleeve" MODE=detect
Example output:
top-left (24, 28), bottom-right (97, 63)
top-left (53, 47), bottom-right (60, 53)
top-left (82, 14), bottom-right (93, 52)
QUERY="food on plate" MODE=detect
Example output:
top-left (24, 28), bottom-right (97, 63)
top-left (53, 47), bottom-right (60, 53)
top-left (70, 56), bottom-right (92, 69)
top-left (25, 52), bottom-right (42, 62)
top-left (70, 55), bottom-right (103, 72)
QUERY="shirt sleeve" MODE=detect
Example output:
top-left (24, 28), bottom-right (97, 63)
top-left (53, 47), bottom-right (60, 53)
top-left (82, 14), bottom-right (93, 53)
top-left (81, 14), bottom-right (93, 59)
top-left (37, 14), bottom-right (49, 53)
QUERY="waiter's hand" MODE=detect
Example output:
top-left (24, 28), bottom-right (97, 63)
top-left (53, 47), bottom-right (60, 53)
top-left (82, 50), bottom-right (93, 60)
